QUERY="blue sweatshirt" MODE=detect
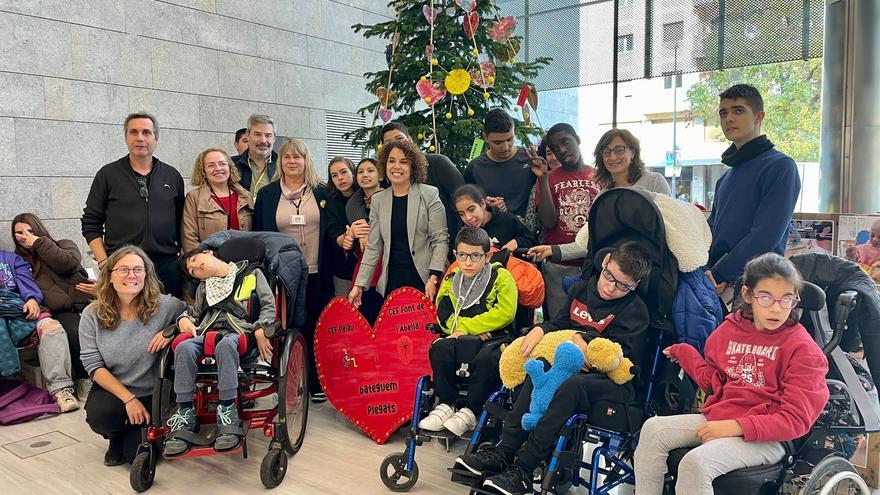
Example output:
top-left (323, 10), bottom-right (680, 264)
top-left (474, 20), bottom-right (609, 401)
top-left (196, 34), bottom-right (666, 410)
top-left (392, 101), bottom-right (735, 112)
top-left (707, 137), bottom-right (800, 283)
top-left (0, 250), bottom-right (43, 304)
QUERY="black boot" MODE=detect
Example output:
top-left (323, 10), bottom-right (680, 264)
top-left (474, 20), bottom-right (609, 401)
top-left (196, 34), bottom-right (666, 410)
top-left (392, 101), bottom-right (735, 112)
top-left (104, 434), bottom-right (126, 466)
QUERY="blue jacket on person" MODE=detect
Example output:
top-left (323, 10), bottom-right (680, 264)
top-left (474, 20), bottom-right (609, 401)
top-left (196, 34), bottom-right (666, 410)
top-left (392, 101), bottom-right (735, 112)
top-left (671, 270), bottom-right (724, 354)
top-left (707, 135), bottom-right (800, 284)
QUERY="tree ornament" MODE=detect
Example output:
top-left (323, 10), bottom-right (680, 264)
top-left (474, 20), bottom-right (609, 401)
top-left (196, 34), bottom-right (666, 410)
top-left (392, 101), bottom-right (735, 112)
top-left (483, 91), bottom-right (490, 100)
top-left (467, 108), bottom-right (475, 116)
top-left (445, 112), bottom-right (452, 120)
top-left (416, 78), bottom-right (446, 106)
top-left (489, 16), bottom-right (517, 43)
top-left (470, 61), bottom-right (496, 88)
top-left (494, 38), bottom-right (520, 64)
top-left (417, 133), bottom-right (424, 140)
top-left (422, 5), bottom-right (435, 24)
top-left (455, 0), bottom-right (477, 13)
top-left (463, 12), bottom-right (479, 39)
top-left (471, 48), bottom-right (479, 56)
top-left (429, 145), bottom-right (436, 152)
top-left (431, 58), bottom-right (439, 66)
top-left (444, 69), bottom-right (472, 95)
top-left (379, 109), bottom-right (393, 123)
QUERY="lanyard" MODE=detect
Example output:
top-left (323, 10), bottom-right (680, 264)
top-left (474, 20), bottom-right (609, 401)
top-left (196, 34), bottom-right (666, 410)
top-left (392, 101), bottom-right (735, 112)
top-left (252, 166), bottom-right (267, 194)
top-left (209, 187), bottom-right (234, 229)
top-left (288, 187), bottom-right (310, 214)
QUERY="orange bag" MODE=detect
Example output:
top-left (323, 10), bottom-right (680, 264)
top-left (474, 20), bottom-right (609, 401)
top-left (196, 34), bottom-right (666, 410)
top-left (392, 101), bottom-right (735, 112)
top-left (445, 249), bottom-right (545, 309)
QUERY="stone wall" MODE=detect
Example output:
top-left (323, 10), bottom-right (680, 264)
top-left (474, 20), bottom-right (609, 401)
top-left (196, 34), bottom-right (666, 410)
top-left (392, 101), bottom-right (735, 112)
top-left (0, 0), bottom-right (388, 256)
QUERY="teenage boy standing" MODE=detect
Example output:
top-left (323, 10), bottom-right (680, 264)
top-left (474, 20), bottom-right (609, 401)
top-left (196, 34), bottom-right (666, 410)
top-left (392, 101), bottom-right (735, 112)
top-left (705, 84), bottom-right (800, 296)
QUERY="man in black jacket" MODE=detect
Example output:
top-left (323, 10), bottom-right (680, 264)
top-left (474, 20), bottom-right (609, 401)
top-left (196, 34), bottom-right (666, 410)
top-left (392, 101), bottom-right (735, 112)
top-left (82, 113), bottom-right (185, 297)
top-left (232, 113), bottom-right (278, 197)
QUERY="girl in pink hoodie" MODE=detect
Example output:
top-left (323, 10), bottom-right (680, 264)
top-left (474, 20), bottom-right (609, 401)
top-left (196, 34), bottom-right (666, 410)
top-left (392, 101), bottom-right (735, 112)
top-left (634, 253), bottom-right (829, 494)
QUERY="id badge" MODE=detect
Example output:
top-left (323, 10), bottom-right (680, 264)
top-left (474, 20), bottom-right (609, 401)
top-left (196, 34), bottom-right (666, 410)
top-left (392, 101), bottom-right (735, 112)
top-left (291, 214), bottom-right (306, 226)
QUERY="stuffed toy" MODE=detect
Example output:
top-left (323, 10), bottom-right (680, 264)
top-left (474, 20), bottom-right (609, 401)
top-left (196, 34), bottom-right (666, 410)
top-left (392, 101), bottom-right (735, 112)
top-left (585, 338), bottom-right (638, 385)
top-left (499, 330), bottom-right (578, 389)
top-left (521, 341), bottom-right (584, 431)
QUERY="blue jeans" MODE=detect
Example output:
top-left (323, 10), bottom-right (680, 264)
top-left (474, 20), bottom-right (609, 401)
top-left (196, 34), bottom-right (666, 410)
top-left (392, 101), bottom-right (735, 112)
top-left (173, 333), bottom-right (241, 403)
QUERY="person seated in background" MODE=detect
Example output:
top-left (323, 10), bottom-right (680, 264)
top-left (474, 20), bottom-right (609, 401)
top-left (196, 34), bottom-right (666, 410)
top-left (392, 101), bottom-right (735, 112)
top-left (181, 148), bottom-right (254, 254)
top-left (421, 227), bottom-right (518, 436)
top-left (162, 247), bottom-right (275, 456)
top-left (456, 241), bottom-right (651, 495)
top-left (0, 245), bottom-right (79, 412)
top-left (12, 212), bottom-right (95, 402)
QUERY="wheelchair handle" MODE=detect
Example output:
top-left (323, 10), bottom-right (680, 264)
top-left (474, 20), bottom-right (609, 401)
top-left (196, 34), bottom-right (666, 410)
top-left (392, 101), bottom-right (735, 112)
top-left (162, 323), bottom-right (179, 339)
top-left (823, 290), bottom-right (858, 356)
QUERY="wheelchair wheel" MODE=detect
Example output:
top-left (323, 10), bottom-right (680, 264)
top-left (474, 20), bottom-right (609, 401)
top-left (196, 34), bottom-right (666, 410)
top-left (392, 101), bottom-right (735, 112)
top-left (278, 330), bottom-right (309, 455)
top-left (379, 453), bottom-right (419, 492)
top-left (130, 450), bottom-right (156, 493)
top-left (260, 448), bottom-right (288, 489)
top-left (798, 455), bottom-right (871, 495)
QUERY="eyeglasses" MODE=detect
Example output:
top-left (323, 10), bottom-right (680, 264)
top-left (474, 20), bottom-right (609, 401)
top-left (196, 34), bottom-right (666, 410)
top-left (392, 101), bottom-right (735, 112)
top-left (751, 291), bottom-right (800, 309)
top-left (204, 161), bottom-right (229, 170)
top-left (136, 177), bottom-right (149, 199)
top-left (601, 267), bottom-right (638, 293)
top-left (601, 145), bottom-right (628, 158)
top-left (455, 251), bottom-right (486, 263)
top-left (111, 267), bottom-right (146, 276)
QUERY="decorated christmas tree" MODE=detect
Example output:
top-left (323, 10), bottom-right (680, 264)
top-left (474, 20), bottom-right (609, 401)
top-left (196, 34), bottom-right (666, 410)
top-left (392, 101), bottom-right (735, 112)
top-left (346, 0), bottom-right (551, 167)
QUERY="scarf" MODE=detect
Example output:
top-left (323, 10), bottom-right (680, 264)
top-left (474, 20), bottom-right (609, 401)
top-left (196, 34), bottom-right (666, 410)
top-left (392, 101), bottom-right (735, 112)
top-left (720, 135), bottom-right (775, 167)
top-left (451, 262), bottom-right (492, 311)
top-left (205, 262), bottom-right (239, 306)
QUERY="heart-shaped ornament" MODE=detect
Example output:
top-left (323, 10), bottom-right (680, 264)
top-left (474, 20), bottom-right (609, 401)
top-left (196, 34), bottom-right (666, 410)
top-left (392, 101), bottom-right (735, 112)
top-left (463, 12), bottom-right (479, 39)
top-left (494, 38), bottom-right (520, 64)
top-left (379, 108), bottom-right (393, 123)
top-left (455, 0), bottom-right (477, 13)
top-left (489, 16), bottom-right (517, 43)
top-left (314, 288), bottom-right (438, 444)
top-left (470, 61), bottom-right (496, 88)
top-left (375, 87), bottom-right (398, 107)
top-left (416, 78), bottom-right (447, 106)
top-left (422, 5), bottom-right (435, 24)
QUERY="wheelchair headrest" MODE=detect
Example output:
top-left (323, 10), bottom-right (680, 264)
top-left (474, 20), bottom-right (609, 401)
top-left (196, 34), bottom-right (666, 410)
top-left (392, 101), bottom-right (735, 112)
top-left (215, 237), bottom-right (266, 265)
top-left (799, 281), bottom-right (825, 312)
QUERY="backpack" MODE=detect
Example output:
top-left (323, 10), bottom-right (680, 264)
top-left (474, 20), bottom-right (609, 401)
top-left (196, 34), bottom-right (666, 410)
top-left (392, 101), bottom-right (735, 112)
top-left (0, 378), bottom-right (61, 425)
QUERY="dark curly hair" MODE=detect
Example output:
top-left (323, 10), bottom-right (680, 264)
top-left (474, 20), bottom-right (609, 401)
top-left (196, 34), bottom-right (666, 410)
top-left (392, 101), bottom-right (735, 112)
top-left (593, 128), bottom-right (645, 189)
top-left (377, 139), bottom-right (428, 184)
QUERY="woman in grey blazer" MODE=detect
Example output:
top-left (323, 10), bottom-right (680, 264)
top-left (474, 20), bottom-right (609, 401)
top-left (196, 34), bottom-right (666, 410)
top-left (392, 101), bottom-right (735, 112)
top-left (348, 140), bottom-right (449, 306)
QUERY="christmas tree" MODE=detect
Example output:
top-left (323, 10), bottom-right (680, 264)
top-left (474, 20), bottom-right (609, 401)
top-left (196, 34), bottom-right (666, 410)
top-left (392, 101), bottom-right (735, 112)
top-left (346, 0), bottom-right (551, 167)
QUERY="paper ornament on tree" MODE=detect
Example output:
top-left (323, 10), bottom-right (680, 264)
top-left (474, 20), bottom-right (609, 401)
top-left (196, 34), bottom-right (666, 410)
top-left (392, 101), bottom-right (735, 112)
top-left (455, 0), bottom-right (477, 13)
top-left (314, 288), bottom-right (437, 444)
top-left (425, 43), bottom-right (434, 60)
top-left (489, 16), bottom-right (517, 43)
top-left (463, 11), bottom-right (479, 39)
top-left (494, 38), bottom-right (520, 63)
top-left (445, 69), bottom-right (472, 95)
top-left (379, 109), bottom-right (393, 123)
top-left (416, 78), bottom-right (447, 105)
top-left (376, 87), bottom-right (398, 107)
top-left (470, 61), bottom-right (496, 88)
top-left (422, 5), bottom-right (435, 24)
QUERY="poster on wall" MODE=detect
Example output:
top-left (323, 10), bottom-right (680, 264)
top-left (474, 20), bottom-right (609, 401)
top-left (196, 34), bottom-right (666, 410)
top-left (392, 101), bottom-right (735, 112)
top-left (838, 215), bottom-right (880, 286)
top-left (786, 214), bottom-right (836, 258)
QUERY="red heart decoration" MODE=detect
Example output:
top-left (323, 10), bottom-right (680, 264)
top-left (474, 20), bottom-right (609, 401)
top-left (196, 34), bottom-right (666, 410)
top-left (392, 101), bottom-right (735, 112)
top-left (463, 12), bottom-right (479, 39)
top-left (314, 288), bottom-right (438, 444)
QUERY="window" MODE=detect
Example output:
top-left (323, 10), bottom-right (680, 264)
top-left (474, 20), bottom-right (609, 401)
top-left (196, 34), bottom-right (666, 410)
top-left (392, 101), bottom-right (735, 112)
top-left (617, 34), bottom-right (634, 53)
top-left (663, 73), bottom-right (682, 89)
top-left (662, 21), bottom-right (684, 43)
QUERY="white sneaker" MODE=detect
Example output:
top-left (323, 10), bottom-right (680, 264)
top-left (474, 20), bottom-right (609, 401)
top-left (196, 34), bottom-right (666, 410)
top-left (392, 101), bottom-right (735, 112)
top-left (418, 403), bottom-right (455, 432)
top-left (443, 407), bottom-right (477, 436)
top-left (75, 379), bottom-right (92, 402)
top-left (54, 387), bottom-right (80, 413)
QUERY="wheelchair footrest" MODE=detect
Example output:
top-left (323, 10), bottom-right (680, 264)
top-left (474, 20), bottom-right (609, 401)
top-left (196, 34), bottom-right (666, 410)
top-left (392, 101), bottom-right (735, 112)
top-left (448, 466), bottom-right (483, 486)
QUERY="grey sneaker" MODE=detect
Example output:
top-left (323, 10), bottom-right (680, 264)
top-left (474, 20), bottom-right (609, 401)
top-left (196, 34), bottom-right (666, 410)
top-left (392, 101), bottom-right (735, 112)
top-left (54, 387), bottom-right (79, 413)
top-left (214, 403), bottom-right (243, 451)
top-left (163, 407), bottom-right (198, 456)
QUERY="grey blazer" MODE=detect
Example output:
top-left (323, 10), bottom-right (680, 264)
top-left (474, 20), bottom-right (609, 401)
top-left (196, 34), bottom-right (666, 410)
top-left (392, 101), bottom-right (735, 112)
top-left (354, 183), bottom-right (449, 295)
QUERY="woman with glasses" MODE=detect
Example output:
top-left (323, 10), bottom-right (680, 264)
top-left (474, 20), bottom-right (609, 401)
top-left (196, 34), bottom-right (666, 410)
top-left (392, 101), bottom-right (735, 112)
top-left (348, 139), bottom-right (449, 308)
top-left (594, 128), bottom-right (671, 195)
top-left (419, 226), bottom-right (517, 436)
top-left (79, 246), bottom-right (185, 467)
top-left (12, 213), bottom-right (96, 407)
top-left (181, 148), bottom-right (254, 253)
top-left (254, 138), bottom-right (330, 402)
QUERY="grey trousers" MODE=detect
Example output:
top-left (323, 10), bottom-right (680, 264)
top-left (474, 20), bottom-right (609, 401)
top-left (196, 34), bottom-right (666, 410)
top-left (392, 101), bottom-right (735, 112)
top-left (633, 413), bottom-right (785, 495)
top-left (542, 261), bottom-right (581, 319)
top-left (173, 333), bottom-right (241, 403)
top-left (37, 320), bottom-right (74, 394)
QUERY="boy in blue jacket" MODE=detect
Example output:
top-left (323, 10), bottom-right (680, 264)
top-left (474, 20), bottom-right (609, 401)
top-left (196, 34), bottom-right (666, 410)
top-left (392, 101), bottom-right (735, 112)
top-left (705, 84), bottom-right (800, 295)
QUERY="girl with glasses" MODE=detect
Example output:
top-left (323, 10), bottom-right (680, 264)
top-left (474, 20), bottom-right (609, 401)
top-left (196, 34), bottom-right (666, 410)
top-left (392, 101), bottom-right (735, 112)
top-left (593, 128), bottom-right (671, 195)
top-left (635, 253), bottom-right (829, 494)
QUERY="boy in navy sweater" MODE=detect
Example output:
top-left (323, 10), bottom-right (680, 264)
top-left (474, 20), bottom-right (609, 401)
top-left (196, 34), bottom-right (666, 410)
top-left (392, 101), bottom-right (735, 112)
top-left (705, 84), bottom-right (800, 294)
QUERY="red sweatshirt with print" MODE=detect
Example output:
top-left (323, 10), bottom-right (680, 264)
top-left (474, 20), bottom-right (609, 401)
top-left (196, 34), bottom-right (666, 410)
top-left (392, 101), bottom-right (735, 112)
top-left (667, 311), bottom-right (829, 442)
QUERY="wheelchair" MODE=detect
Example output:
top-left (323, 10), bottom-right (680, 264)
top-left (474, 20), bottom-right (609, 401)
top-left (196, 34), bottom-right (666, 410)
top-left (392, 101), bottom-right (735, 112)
top-left (128, 238), bottom-right (310, 492)
top-left (379, 322), bottom-right (515, 492)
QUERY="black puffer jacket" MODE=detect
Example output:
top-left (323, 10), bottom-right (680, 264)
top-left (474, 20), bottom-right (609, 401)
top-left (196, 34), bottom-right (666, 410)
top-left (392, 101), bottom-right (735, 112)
top-left (790, 252), bottom-right (880, 376)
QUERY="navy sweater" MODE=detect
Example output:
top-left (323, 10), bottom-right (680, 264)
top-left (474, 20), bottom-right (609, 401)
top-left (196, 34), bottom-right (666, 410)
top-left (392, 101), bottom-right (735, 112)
top-left (707, 136), bottom-right (800, 283)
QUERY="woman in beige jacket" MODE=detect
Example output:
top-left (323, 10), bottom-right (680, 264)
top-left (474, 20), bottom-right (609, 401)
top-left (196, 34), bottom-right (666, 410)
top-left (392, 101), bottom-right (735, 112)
top-left (181, 148), bottom-right (254, 253)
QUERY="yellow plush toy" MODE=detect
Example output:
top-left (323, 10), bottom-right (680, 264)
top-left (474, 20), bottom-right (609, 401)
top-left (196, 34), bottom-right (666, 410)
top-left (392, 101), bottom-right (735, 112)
top-left (585, 338), bottom-right (638, 385)
top-left (499, 331), bottom-right (637, 388)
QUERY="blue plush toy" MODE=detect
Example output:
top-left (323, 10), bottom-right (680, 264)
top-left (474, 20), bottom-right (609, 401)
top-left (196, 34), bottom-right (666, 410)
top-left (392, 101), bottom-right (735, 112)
top-left (521, 341), bottom-right (585, 431)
